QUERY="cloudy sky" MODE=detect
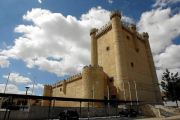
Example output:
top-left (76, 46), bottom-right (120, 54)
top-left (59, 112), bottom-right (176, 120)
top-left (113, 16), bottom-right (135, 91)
top-left (0, 0), bottom-right (180, 96)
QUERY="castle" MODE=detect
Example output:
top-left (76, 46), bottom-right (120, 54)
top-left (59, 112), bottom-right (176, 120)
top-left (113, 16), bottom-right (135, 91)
top-left (42, 10), bottom-right (162, 107)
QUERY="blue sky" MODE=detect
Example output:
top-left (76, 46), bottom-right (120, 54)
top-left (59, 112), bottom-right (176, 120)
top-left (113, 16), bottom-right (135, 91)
top-left (0, 0), bottom-right (180, 95)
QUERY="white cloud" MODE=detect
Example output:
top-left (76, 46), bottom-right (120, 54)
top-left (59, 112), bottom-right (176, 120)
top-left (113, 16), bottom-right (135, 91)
top-left (138, 0), bottom-right (180, 87)
top-left (0, 84), bottom-right (32, 95)
top-left (37, 83), bottom-right (44, 89)
top-left (26, 83), bottom-right (44, 89)
top-left (137, 7), bottom-right (180, 54)
top-left (28, 72), bottom-right (31, 74)
top-left (38, 0), bottom-right (42, 3)
top-left (3, 72), bottom-right (32, 84)
top-left (155, 45), bottom-right (180, 86)
top-left (154, 44), bottom-right (180, 69)
top-left (122, 16), bottom-right (134, 23)
top-left (108, 0), bottom-right (113, 4)
top-left (0, 7), bottom-right (134, 76)
top-left (152, 0), bottom-right (180, 8)
top-left (0, 56), bottom-right (9, 68)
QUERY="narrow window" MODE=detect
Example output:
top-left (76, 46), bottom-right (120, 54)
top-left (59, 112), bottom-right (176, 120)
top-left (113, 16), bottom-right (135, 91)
top-left (131, 62), bottom-right (134, 67)
top-left (111, 95), bottom-right (116, 99)
top-left (127, 35), bottom-right (129, 39)
top-left (106, 46), bottom-right (110, 51)
top-left (109, 77), bottom-right (114, 82)
top-left (60, 88), bottom-right (62, 92)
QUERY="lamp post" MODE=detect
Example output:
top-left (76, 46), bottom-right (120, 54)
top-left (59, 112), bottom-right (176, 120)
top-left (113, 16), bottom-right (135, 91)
top-left (0, 73), bottom-right (10, 109)
top-left (23, 87), bottom-right (30, 110)
top-left (27, 77), bottom-right (36, 118)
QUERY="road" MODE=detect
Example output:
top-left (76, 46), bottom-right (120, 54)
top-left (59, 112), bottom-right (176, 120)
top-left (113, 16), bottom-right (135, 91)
top-left (52, 115), bottom-right (180, 120)
top-left (53, 116), bottom-right (148, 120)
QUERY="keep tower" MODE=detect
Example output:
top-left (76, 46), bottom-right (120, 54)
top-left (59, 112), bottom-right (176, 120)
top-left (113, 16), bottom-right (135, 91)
top-left (42, 10), bottom-right (162, 107)
top-left (93, 10), bottom-right (162, 103)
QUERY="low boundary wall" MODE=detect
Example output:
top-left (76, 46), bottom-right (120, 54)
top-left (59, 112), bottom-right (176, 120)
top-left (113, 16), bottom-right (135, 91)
top-left (0, 106), bottom-right (123, 120)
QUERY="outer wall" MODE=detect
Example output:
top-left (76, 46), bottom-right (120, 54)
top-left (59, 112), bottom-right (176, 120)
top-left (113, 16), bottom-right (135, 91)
top-left (51, 78), bottom-right (83, 107)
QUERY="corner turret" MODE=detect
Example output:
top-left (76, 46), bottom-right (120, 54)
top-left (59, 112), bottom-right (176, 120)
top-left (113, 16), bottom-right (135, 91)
top-left (82, 65), bottom-right (104, 107)
top-left (110, 10), bottom-right (121, 20)
top-left (90, 28), bottom-right (98, 66)
top-left (129, 24), bottom-right (139, 52)
top-left (90, 28), bottom-right (98, 36)
top-left (129, 24), bottom-right (136, 30)
top-left (42, 85), bottom-right (52, 106)
top-left (143, 32), bottom-right (149, 39)
top-left (110, 10), bottom-right (129, 100)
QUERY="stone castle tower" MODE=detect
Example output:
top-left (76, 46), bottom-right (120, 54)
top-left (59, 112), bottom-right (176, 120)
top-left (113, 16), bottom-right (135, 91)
top-left (42, 85), bottom-right (52, 106)
top-left (42, 10), bottom-right (162, 107)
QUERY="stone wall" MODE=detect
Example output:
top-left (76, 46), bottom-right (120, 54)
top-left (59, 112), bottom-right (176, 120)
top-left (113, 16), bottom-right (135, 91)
top-left (0, 111), bottom-right (27, 120)
top-left (0, 106), bottom-right (123, 120)
top-left (52, 78), bottom-right (83, 107)
top-left (155, 105), bottom-right (180, 116)
top-left (128, 105), bottom-right (157, 117)
top-left (97, 28), bottom-right (118, 100)
top-left (123, 28), bottom-right (157, 103)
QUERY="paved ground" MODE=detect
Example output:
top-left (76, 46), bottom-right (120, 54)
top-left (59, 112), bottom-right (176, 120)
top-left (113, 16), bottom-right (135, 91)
top-left (79, 116), bottom-right (147, 120)
top-left (53, 116), bottom-right (180, 120)
top-left (78, 116), bottom-right (180, 120)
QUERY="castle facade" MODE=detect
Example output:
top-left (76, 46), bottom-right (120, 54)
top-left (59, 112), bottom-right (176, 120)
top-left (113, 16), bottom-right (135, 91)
top-left (42, 10), bottom-right (162, 107)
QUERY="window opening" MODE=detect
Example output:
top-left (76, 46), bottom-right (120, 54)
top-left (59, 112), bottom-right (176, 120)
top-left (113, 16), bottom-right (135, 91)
top-left (111, 95), bottom-right (116, 99)
top-left (131, 62), bottom-right (134, 67)
top-left (106, 46), bottom-right (110, 51)
top-left (109, 77), bottom-right (114, 82)
top-left (60, 88), bottom-right (62, 92)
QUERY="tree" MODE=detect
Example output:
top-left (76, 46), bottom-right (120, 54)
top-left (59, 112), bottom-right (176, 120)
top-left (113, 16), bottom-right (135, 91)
top-left (159, 69), bottom-right (180, 107)
top-left (2, 98), bottom-right (9, 108)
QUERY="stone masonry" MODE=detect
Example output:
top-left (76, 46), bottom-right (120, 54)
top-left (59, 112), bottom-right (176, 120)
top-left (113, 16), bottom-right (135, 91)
top-left (41, 10), bottom-right (162, 107)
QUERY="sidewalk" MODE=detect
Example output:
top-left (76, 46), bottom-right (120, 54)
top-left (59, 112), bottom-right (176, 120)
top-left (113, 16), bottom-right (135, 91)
top-left (135, 115), bottom-right (180, 120)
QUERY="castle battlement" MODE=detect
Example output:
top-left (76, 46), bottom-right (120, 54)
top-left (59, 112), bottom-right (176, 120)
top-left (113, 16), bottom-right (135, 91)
top-left (95, 22), bottom-right (112, 38)
top-left (44, 84), bottom-right (52, 89)
top-left (110, 10), bottom-right (121, 20)
top-left (90, 28), bottom-right (98, 36)
top-left (121, 21), bottom-right (133, 34)
top-left (143, 32), bottom-right (149, 38)
top-left (129, 24), bottom-right (136, 30)
top-left (52, 73), bottom-right (82, 88)
top-left (137, 32), bottom-right (145, 42)
top-left (94, 20), bottom-right (146, 42)
top-left (83, 64), bottom-right (103, 73)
